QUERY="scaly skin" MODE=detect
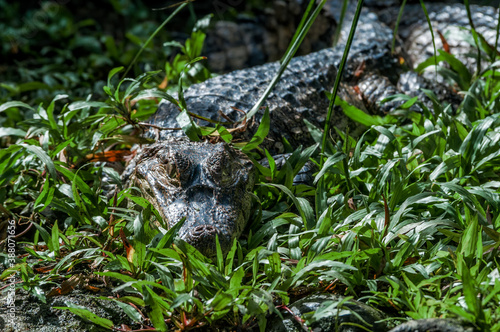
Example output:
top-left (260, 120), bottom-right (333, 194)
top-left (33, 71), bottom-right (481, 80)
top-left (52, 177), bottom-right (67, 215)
top-left (379, 3), bottom-right (499, 72)
top-left (146, 7), bottom-right (400, 153)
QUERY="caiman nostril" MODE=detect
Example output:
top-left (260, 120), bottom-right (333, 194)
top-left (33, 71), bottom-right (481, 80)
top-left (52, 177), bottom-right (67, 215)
top-left (191, 225), bottom-right (217, 238)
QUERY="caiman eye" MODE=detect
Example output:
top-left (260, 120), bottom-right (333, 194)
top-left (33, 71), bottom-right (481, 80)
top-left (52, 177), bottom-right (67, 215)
top-left (156, 149), bottom-right (192, 185)
top-left (151, 162), bottom-right (180, 187)
top-left (173, 152), bottom-right (191, 177)
top-left (164, 161), bottom-right (179, 179)
top-left (207, 146), bottom-right (234, 187)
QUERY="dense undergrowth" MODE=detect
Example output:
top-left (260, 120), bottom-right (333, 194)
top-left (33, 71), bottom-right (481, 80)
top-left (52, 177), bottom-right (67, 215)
top-left (2, 0), bottom-right (500, 331)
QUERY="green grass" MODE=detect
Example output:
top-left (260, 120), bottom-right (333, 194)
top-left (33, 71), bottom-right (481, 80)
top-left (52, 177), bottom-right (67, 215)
top-left (2, 1), bottom-right (500, 331)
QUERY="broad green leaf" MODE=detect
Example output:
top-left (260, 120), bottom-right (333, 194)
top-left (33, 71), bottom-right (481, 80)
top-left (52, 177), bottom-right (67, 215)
top-left (176, 109), bottom-right (200, 141)
top-left (106, 67), bottom-right (124, 90)
top-left (0, 101), bottom-right (34, 113)
top-left (335, 96), bottom-right (389, 126)
top-left (144, 288), bottom-right (168, 331)
top-left (98, 297), bottom-right (142, 323)
top-left (31, 223), bottom-right (52, 249)
top-left (224, 239), bottom-right (239, 276)
top-left (436, 50), bottom-right (471, 89)
top-left (0, 263), bottom-right (26, 280)
top-left (34, 176), bottom-right (55, 212)
top-left (0, 128), bottom-right (26, 137)
top-left (178, 56), bottom-right (206, 109)
top-left (313, 152), bottom-right (345, 184)
top-left (54, 306), bottom-right (114, 329)
top-left (459, 212), bottom-right (479, 259)
top-left (215, 124), bottom-right (233, 143)
top-left (429, 155), bottom-right (461, 181)
top-left (46, 94), bottom-right (67, 132)
top-left (242, 107), bottom-right (270, 152)
top-left (216, 235), bottom-right (224, 273)
top-left (68, 101), bottom-right (112, 111)
top-left (385, 192), bottom-right (435, 243)
top-left (19, 143), bottom-right (57, 179)
top-left (459, 115), bottom-right (497, 167)
top-left (460, 262), bottom-right (479, 316)
top-left (291, 260), bottom-right (357, 286)
top-left (439, 182), bottom-right (485, 217)
top-left (95, 271), bottom-right (137, 283)
top-left (260, 183), bottom-right (314, 229)
top-left (210, 292), bottom-right (233, 311)
top-left (51, 221), bottom-right (61, 257)
top-left (153, 217), bottom-right (185, 250)
top-left (304, 118), bottom-right (324, 145)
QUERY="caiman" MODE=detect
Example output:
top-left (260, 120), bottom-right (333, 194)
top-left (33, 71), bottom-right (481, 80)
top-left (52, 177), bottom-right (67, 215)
top-left (126, 1), bottom-right (499, 258)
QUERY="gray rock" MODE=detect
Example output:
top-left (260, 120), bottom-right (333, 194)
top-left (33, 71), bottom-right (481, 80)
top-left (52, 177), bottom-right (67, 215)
top-left (0, 289), bottom-right (138, 332)
top-left (268, 294), bottom-right (389, 332)
top-left (389, 318), bottom-right (475, 332)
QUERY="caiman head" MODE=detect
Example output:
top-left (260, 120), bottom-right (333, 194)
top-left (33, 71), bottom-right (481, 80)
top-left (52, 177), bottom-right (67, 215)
top-left (130, 138), bottom-right (255, 257)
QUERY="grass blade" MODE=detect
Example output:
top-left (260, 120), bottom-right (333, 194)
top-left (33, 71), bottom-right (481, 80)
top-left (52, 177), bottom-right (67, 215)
top-left (246, 0), bottom-right (326, 120)
top-left (464, 0), bottom-right (481, 75)
top-left (418, 0), bottom-right (437, 77)
top-left (391, 0), bottom-right (407, 53)
top-left (122, 3), bottom-right (189, 78)
top-left (321, 0), bottom-right (364, 164)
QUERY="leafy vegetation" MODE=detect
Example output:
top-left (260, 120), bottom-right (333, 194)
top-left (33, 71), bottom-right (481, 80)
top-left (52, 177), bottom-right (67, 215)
top-left (2, 0), bottom-right (500, 331)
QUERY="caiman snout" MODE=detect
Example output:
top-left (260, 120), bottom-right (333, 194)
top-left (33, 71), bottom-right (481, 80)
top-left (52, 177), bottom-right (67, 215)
top-left (191, 225), bottom-right (218, 238)
top-left (182, 224), bottom-right (228, 257)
